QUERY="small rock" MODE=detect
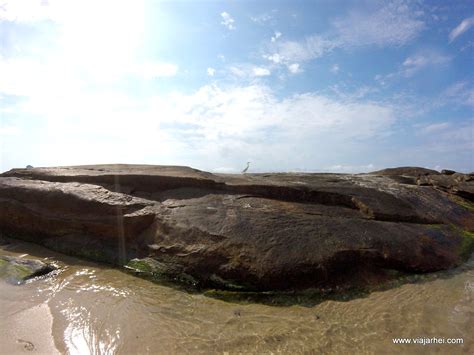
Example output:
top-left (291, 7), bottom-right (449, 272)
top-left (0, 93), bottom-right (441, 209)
top-left (0, 255), bottom-right (57, 285)
top-left (17, 339), bottom-right (35, 351)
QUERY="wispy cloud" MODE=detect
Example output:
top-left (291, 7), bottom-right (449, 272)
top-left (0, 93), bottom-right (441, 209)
top-left (419, 122), bottom-right (450, 134)
top-left (266, 35), bottom-right (337, 64)
top-left (150, 84), bottom-right (396, 141)
top-left (449, 17), bottom-right (474, 42)
top-left (220, 11), bottom-right (235, 30)
top-left (400, 51), bottom-right (450, 77)
top-left (250, 12), bottom-right (274, 25)
top-left (332, 0), bottom-right (425, 47)
top-left (330, 64), bottom-right (340, 74)
top-left (442, 81), bottom-right (474, 107)
top-left (146, 84), bottom-right (396, 171)
top-left (374, 50), bottom-right (451, 83)
top-left (264, 1), bottom-right (425, 67)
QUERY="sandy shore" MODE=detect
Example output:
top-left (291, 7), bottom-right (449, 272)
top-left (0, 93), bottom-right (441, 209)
top-left (0, 282), bottom-right (60, 355)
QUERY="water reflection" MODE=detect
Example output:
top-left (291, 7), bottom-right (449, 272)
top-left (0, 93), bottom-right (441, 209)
top-left (1, 240), bottom-right (473, 354)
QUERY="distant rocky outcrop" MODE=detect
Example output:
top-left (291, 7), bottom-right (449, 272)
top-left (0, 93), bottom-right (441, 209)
top-left (369, 166), bottom-right (440, 176)
top-left (441, 169), bottom-right (456, 175)
top-left (0, 164), bottom-right (473, 291)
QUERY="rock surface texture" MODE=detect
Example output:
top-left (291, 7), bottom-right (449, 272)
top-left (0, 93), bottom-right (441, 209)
top-left (0, 165), bottom-right (473, 291)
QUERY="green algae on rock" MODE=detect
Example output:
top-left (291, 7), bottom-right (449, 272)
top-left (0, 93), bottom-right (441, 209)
top-left (0, 255), bottom-right (57, 285)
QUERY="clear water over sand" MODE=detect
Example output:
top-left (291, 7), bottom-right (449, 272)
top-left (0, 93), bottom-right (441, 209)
top-left (1, 240), bottom-right (473, 354)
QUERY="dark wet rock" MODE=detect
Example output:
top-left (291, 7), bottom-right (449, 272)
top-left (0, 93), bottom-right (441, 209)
top-left (0, 234), bottom-right (9, 245)
top-left (441, 169), bottom-right (456, 175)
top-left (0, 255), bottom-right (57, 284)
top-left (1, 164), bottom-right (473, 291)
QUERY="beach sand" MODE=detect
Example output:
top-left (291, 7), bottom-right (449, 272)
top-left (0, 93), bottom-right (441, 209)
top-left (0, 283), bottom-right (59, 355)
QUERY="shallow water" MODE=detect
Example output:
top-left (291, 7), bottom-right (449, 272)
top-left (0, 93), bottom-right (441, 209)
top-left (1, 240), bottom-right (473, 354)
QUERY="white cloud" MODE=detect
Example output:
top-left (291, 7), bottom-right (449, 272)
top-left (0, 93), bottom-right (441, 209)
top-left (375, 50), bottom-right (451, 83)
top-left (268, 35), bottom-right (337, 64)
top-left (449, 17), bottom-right (474, 42)
top-left (419, 122), bottom-right (450, 134)
top-left (150, 84), bottom-right (395, 142)
top-left (264, 1), bottom-right (425, 67)
top-left (250, 12), bottom-right (273, 25)
top-left (211, 166), bottom-right (239, 173)
top-left (322, 163), bottom-right (375, 173)
top-left (220, 11), bottom-right (235, 30)
top-left (207, 67), bottom-right (216, 76)
top-left (271, 31), bottom-right (282, 42)
top-left (410, 120), bottom-right (474, 161)
top-left (252, 67), bottom-right (271, 77)
top-left (442, 81), bottom-right (474, 107)
top-left (0, 80), bottom-right (413, 172)
top-left (332, 0), bottom-right (425, 47)
top-left (287, 63), bottom-right (302, 74)
top-left (229, 64), bottom-right (271, 78)
top-left (401, 51), bottom-right (450, 77)
top-left (330, 64), bottom-right (340, 74)
top-left (229, 66), bottom-right (247, 78)
top-left (265, 53), bottom-right (282, 64)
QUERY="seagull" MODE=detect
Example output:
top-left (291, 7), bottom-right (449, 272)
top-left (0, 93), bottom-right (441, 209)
top-left (241, 162), bottom-right (250, 174)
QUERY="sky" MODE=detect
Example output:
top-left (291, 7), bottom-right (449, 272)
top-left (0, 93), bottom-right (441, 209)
top-left (0, 0), bottom-right (473, 173)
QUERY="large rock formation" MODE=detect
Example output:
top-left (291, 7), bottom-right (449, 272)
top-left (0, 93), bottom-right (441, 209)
top-left (0, 164), bottom-right (473, 291)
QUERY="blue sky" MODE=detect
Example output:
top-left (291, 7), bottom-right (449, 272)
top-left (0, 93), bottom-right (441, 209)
top-left (0, 0), bottom-right (473, 173)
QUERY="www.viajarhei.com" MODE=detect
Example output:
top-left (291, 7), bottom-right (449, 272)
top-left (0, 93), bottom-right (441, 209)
top-left (392, 337), bottom-right (464, 345)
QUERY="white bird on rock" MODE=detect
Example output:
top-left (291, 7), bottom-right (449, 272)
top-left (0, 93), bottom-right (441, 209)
top-left (241, 162), bottom-right (250, 174)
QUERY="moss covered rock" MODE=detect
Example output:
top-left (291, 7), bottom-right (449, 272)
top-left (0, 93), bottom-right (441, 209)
top-left (0, 255), bottom-right (57, 285)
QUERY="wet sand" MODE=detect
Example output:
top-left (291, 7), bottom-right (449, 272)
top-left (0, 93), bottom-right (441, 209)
top-left (1, 239), bottom-right (473, 354)
top-left (0, 283), bottom-right (59, 354)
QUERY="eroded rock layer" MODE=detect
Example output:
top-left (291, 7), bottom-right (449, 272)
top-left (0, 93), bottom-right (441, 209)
top-left (1, 164), bottom-right (473, 290)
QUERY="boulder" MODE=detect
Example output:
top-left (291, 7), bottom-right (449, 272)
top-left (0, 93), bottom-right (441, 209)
top-left (0, 164), bottom-right (473, 291)
top-left (0, 255), bottom-right (57, 284)
top-left (417, 173), bottom-right (474, 202)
